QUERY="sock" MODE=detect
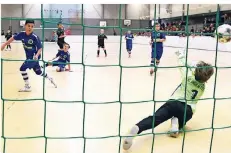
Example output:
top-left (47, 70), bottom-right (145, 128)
top-left (171, 117), bottom-right (179, 128)
top-left (104, 50), bottom-right (107, 55)
top-left (150, 60), bottom-right (154, 66)
top-left (156, 60), bottom-right (160, 67)
top-left (42, 73), bottom-right (51, 80)
top-left (37, 69), bottom-right (52, 80)
top-left (21, 71), bottom-right (30, 86)
top-left (97, 50), bottom-right (100, 55)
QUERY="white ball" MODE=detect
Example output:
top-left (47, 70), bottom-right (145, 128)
top-left (215, 24), bottom-right (231, 43)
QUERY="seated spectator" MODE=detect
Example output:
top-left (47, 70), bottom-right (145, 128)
top-left (1, 30), bottom-right (4, 36)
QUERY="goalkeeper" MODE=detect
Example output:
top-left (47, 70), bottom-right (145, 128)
top-left (123, 48), bottom-right (214, 150)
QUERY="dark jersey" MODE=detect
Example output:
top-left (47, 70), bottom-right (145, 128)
top-left (125, 33), bottom-right (134, 44)
top-left (98, 34), bottom-right (107, 45)
top-left (13, 32), bottom-right (42, 60)
top-left (5, 32), bottom-right (12, 40)
top-left (151, 31), bottom-right (166, 49)
top-left (57, 28), bottom-right (65, 42)
top-left (56, 50), bottom-right (70, 63)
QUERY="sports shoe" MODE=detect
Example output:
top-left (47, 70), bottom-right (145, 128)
top-left (168, 117), bottom-right (179, 138)
top-left (123, 125), bottom-right (139, 150)
top-left (49, 77), bottom-right (57, 88)
top-left (19, 85), bottom-right (31, 92)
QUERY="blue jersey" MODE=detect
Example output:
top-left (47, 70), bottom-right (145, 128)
top-left (125, 33), bottom-right (134, 44)
top-left (13, 32), bottom-right (42, 60)
top-left (56, 50), bottom-right (70, 63)
top-left (151, 31), bottom-right (166, 49)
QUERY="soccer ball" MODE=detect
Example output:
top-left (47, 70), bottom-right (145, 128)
top-left (215, 24), bottom-right (231, 43)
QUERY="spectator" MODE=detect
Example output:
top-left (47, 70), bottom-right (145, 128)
top-left (190, 27), bottom-right (194, 33)
top-left (51, 31), bottom-right (58, 42)
top-left (221, 14), bottom-right (228, 24)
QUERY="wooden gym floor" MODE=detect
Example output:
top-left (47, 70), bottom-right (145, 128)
top-left (1, 38), bottom-right (231, 153)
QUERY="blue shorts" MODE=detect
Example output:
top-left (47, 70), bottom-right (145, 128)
top-left (20, 60), bottom-right (41, 72)
top-left (151, 48), bottom-right (163, 60)
top-left (126, 43), bottom-right (132, 51)
top-left (52, 60), bottom-right (66, 69)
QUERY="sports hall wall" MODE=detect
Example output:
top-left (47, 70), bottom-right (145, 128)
top-left (1, 4), bottom-right (231, 39)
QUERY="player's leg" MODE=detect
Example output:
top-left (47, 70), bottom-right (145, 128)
top-left (56, 65), bottom-right (65, 72)
top-left (51, 60), bottom-right (60, 67)
top-left (169, 102), bottom-right (193, 138)
top-left (150, 48), bottom-right (156, 75)
top-left (8, 44), bottom-right (11, 51)
top-left (19, 61), bottom-right (31, 92)
top-left (42, 60), bottom-right (57, 68)
top-left (127, 44), bottom-right (132, 58)
top-left (32, 62), bottom-right (57, 88)
top-left (5, 45), bottom-right (9, 51)
top-left (127, 49), bottom-right (131, 58)
top-left (123, 102), bottom-right (176, 150)
top-left (154, 48), bottom-right (163, 72)
top-left (97, 45), bottom-right (100, 57)
top-left (57, 41), bottom-right (63, 49)
top-left (103, 45), bottom-right (107, 57)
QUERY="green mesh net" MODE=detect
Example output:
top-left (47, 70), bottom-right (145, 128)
top-left (1, 4), bottom-right (231, 153)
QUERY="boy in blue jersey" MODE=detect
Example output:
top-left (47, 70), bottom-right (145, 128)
top-left (1, 20), bottom-right (57, 92)
top-left (150, 23), bottom-right (166, 75)
top-left (125, 30), bottom-right (134, 58)
top-left (45, 43), bottom-right (71, 72)
top-left (123, 49), bottom-right (214, 150)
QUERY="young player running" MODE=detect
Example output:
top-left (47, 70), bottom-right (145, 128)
top-left (1, 20), bottom-right (57, 92)
top-left (150, 23), bottom-right (166, 75)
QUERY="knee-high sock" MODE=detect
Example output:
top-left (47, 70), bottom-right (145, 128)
top-left (20, 71), bottom-right (29, 86)
top-left (104, 50), bottom-right (107, 55)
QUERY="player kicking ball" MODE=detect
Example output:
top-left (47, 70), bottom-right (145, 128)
top-left (125, 30), bottom-right (134, 58)
top-left (150, 23), bottom-right (166, 75)
top-left (97, 29), bottom-right (108, 57)
top-left (123, 48), bottom-right (214, 150)
top-left (1, 20), bottom-right (57, 92)
top-left (44, 43), bottom-right (72, 72)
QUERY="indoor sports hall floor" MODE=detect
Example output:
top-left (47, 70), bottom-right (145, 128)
top-left (1, 36), bottom-right (231, 153)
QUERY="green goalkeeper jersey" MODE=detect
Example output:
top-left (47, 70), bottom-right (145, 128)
top-left (170, 54), bottom-right (205, 113)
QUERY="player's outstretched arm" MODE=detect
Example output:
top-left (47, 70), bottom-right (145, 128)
top-left (175, 49), bottom-right (187, 78)
top-left (1, 37), bottom-right (14, 51)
